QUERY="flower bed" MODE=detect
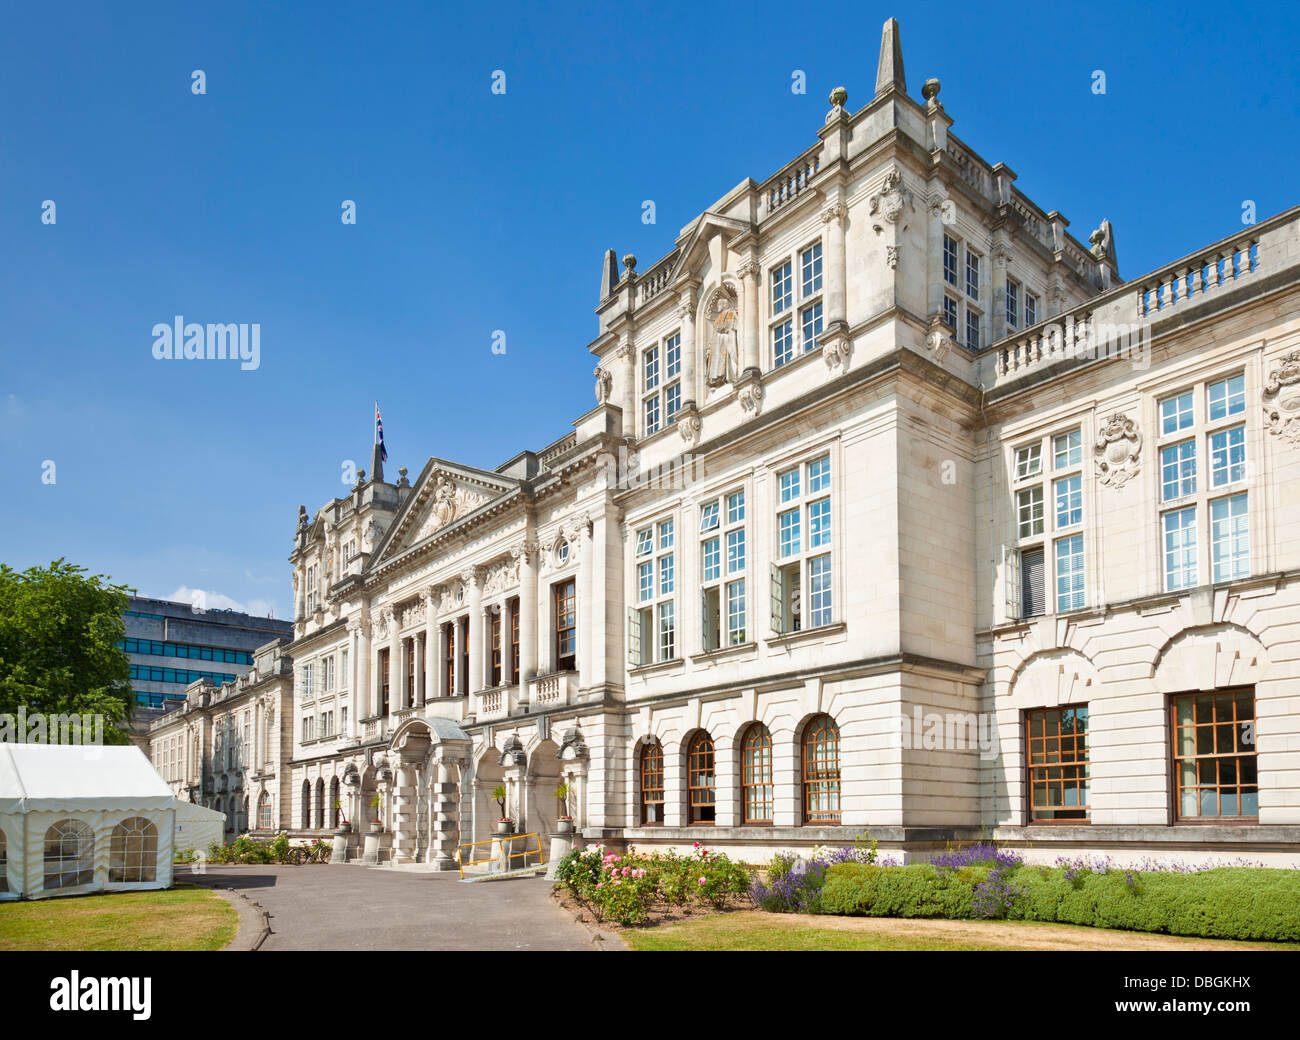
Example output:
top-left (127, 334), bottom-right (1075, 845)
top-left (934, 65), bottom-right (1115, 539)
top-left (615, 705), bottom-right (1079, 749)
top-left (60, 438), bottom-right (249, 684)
top-left (752, 837), bottom-right (1300, 943)
top-left (553, 842), bottom-right (752, 926)
top-left (181, 832), bottom-right (332, 865)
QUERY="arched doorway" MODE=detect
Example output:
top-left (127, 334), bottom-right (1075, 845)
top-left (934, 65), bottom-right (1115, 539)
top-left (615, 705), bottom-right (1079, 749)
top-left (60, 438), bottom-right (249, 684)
top-left (526, 739), bottom-right (562, 837)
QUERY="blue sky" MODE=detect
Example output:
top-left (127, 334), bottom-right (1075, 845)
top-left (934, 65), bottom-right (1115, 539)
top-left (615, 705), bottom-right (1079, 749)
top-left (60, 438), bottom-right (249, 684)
top-left (1, 0), bottom-right (1296, 620)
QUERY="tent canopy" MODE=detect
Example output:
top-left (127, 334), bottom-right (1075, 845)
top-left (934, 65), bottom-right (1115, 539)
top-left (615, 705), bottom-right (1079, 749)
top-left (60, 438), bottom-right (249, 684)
top-left (0, 743), bottom-right (176, 815)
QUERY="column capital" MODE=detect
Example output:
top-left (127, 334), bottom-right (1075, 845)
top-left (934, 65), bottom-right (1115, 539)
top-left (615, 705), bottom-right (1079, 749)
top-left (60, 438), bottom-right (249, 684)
top-left (460, 565), bottom-right (484, 591)
top-left (735, 256), bottom-right (760, 281)
top-left (509, 539), bottom-right (540, 565)
top-left (821, 200), bottom-right (848, 225)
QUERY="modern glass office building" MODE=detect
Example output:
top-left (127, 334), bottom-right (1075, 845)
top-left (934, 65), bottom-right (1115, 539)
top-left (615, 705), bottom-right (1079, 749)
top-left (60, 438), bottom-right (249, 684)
top-left (122, 596), bottom-right (292, 746)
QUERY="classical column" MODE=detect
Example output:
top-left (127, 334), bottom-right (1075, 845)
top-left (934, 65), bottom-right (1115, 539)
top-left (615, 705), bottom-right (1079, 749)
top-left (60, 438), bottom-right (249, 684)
top-left (515, 540), bottom-right (538, 705)
top-left (677, 291), bottom-right (697, 411)
top-left (618, 334), bottom-right (637, 439)
top-left (430, 751), bottom-right (462, 870)
top-left (388, 615), bottom-right (401, 718)
top-left (465, 568), bottom-right (483, 695)
top-left (452, 617), bottom-right (465, 696)
top-left (822, 199), bottom-right (848, 332)
top-left (423, 589), bottom-right (437, 704)
top-left (502, 599), bottom-right (515, 686)
top-left (391, 761), bottom-right (417, 863)
top-left (738, 256), bottom-right (761, 375)
top-left (576, 514), bottom-right (593, 683)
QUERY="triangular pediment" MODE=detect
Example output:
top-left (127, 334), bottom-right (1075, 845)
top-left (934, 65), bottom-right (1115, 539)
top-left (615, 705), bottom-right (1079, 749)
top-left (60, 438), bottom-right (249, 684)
top-left (374, 458), bottom-right (521, 564)
top-left (673, 211), bottom-right (754, 280)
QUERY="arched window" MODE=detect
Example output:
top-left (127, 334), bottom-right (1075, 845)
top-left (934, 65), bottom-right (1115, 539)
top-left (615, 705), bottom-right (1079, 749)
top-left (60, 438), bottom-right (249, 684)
top-left (0, 827), bottom-right (7, 893)
top-left (639, 741), bottom-right (664, 825)
top-left (313, 778), bottom-right (325, 829)
top-left (741, 724), bottom-right (774, 824)
top-left (109, 817), bottom-right (158, 883)
top-left (329, 777), bottom-right (341, 828)
top-left (44, 819), bottom-right (94, 890)
top-left (300, 780), bottom-right (311, 829)
top-left (687, 731), bottom-right (716, 824)
top-left (257, 791), bottom-right (273, 830)
top-left (802, 715), bottom-right (841, 824)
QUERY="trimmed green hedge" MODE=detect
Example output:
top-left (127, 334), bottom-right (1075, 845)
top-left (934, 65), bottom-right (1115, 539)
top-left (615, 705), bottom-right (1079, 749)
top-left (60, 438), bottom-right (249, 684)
top-left (818, 863), bottom-right (1300, 943)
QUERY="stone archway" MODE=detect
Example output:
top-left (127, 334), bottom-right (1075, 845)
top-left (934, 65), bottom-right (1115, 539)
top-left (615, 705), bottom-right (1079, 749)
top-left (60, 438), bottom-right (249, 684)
top-left (473, 751), bottom-right (506, 847)
top-left (525, 739), bottom-right (562, 838)
top-left (388, 716), bottom-right (471, 869)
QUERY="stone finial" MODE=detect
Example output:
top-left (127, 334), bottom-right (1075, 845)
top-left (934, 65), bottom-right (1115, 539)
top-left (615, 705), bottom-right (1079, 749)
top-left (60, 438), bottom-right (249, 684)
top-left (622, 253), bottom-right (638, 275)
top-left (600, 248), bottom-right (619, 299)
top-left (875, 17), bottom-right (906, 96)
top-left (829, 86), bottom-right (848, 109)
top-left (922, 78), bottom-right (941, 102)
top-left (397, 466), bottom-right (410, 488)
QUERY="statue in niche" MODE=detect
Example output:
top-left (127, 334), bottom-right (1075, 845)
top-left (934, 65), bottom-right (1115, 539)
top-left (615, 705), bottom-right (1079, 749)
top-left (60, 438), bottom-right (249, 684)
top-left (704, 286), bottom-right (741, 387)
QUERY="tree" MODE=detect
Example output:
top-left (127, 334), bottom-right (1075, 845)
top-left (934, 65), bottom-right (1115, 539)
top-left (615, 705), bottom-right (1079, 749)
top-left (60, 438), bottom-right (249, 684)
top-left (0, 559), bottom-right (133, 743)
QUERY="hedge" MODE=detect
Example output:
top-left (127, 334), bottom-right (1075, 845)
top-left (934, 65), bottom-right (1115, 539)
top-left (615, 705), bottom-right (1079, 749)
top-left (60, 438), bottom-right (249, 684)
top-left (817, 862), bottom-right (1300, 943)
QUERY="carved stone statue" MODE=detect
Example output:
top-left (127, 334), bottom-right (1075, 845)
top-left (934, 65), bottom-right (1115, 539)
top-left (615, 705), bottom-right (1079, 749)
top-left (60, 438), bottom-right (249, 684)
top-left (704, 286), bottom-right (741, 387)
top-left (433, 476), bottom-right (457, 528)
top-left (594, 365), bottom-right (612, 405)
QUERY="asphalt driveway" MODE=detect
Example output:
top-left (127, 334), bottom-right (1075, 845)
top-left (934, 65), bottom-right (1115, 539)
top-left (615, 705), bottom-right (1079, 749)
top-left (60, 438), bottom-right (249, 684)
top-left (188, 863), bottom-right (594, 951)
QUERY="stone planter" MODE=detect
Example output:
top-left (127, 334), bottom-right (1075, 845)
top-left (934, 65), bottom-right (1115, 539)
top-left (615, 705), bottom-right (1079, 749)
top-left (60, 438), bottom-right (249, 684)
top-left (495, 820), bottom-right (514, 835)
top-left (556, 819), bottom-right (575, 834)
top-left (368, 821), bottom-right (384, 834)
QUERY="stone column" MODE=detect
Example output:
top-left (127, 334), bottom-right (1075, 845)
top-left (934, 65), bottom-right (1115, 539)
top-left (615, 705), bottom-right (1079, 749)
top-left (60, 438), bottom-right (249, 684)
top-left (739, 256), bottom-right (761, 376)
top-left (822, 198), bottom-right (848, 332)
top-left (501, 599), bottom-right (514, 687)
top-left (388, 616), bottom-right (401, 718)
top-left (430, 752), bottom-right (462, 870)
top-left (576, 514), bottom-right (593, 683)
top-left (618, 335), bottom-right (637, 439)
top-left (991, 241), bottom-right (1011, 343)
top-left (391, 762), bottom-right (417, 863)
top-left (516, 541), bottom-right (538, 706)
top-left (452, 616), bottom-right (465, 696)
top-left (423, 590), bottom-right (438, 702)
top-left (465, 568), bottom-right (483, 695)
top-left (677, 291), bottom-right (697, 411)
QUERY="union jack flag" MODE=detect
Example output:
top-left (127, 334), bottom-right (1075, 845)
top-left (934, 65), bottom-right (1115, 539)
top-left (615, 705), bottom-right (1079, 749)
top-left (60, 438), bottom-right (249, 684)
top-left (376, 405), bottom-right (388, 463)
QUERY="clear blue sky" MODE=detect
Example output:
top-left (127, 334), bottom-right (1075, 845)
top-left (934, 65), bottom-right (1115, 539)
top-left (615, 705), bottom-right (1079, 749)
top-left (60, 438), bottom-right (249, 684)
top-left (1, 0), bottom-right (1296, 619)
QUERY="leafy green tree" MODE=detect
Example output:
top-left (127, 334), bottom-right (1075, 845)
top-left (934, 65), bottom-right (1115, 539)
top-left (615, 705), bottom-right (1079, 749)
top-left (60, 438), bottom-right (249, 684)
top-left (0, 559), bottom-right (133, 743)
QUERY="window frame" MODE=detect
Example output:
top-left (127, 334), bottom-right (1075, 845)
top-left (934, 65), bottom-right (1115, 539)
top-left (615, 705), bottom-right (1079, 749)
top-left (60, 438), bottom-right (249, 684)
top-left (801, 715), bottom-right (841, 825)
top-left (1170, 688), bottom-right (1258, 823)
top-left (686, 731), bottom-right (717, 824)
top-left (1024, 705), bottom-right (1090, 824)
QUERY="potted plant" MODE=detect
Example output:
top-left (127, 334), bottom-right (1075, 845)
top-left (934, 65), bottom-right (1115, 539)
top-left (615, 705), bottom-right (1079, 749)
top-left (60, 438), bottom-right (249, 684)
top-left (368, 791), bottom-right (384, 833)
top-left (555, 781), bottom-right (574, 833)
top-left (492, 785), bottom-right (513, 834)
top-left (334, 797), bottom-right (350, 834)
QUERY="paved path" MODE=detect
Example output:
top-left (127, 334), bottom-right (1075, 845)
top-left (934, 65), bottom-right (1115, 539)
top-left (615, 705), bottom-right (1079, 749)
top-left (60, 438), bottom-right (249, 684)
top-left (189, 864), bottom-right (593, 951)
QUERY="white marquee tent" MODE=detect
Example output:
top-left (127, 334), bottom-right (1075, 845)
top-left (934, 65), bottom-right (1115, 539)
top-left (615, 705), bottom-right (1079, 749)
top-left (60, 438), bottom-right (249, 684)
top-left (0, 743), bottom-right (223, 900)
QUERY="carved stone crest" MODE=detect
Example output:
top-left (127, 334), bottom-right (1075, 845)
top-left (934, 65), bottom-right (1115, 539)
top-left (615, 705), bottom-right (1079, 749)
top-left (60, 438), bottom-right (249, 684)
top-left (822, 337), bottom-right (851, 373)
top-left (1094, 412), bottom-right (1142, 487)
top-left (676, 412), bottom-right (702, 447)
top-left (415, 475), bottom-right (490, 542)
top-left (868, 169), bottom-right (912, 232)
top-left (1263, 351), bottom-right (1300, 443)
top-left (736, 377), bottom-right (763, 418)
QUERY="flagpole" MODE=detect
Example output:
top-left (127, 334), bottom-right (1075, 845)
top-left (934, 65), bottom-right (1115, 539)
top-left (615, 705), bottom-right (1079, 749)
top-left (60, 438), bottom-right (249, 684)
top-left (374, 401), bottom-right (378, 444)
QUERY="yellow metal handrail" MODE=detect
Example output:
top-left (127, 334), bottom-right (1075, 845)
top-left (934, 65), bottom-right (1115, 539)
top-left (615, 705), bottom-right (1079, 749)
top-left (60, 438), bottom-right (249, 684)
top-left (456, 831), bottom-right (546, 879)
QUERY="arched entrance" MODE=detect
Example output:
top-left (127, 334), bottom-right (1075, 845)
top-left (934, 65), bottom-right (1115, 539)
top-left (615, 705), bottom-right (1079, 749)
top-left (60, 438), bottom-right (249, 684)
top-left (525, 739), bottom-right (562, 837)
top-left (387, 716), bottom-right (472, 869)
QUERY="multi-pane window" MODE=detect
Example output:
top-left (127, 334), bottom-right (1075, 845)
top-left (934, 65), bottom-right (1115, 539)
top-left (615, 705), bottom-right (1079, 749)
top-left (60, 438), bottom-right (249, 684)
top-left (701, 491), bottom-right (747, 650)
top-left (965, 248), bottom-right (981, 299)
top-left (1010, 426), bottom-right (1086, 618)
top-left (773, 455), bottom-right (833, 633)
top-left (772, 319), bottom-right (795, 368)
top-left (943, 295), bottom-right (959, 331)
top-left (631, 518), bottom-right (676, 665)
top-left (1005, 279), bottom-right (1019, 328)
top-left (1025, 706), bottom-right (1089, 822)
top-left (965, 306), bottom-right (981, 351)
top-left (687, 731), bottom-right (716, 824)
top-left (741, 724), bottom-right (774, 824)
top-left (640, 334), bottom-right (680, 435)
top-left (802, 715), bottom-right (841, 824)
top-left (1211, 494), bottom-right (1250, 582)
top-left (44, 820), bottom-right (94, 889)
top-left (943, 233), bottom-right (959, 286)
top-left (1172, 689), bottom-right (1257, 820)
top-left (771, 260), bottom-right (792, 315)
top-left (800, 300), bottom-right (823, 354)
top-left (801, 242), bottom-right (823, 296)
top-left (1158, 374), bottom-right (1251, 592)
top-left (554, 579), bottom-right (576, 671)
top-left (639, 742), bottom-right (664, 824)
top-left (1025, 292), bottom-right (1038, 326)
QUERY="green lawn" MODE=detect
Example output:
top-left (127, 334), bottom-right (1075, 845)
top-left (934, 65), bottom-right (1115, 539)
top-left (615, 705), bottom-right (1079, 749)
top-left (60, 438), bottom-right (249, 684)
top-left (622, 911), bottom-right (1298, 951)
top-left (0, 886), bottom-right (238, 951)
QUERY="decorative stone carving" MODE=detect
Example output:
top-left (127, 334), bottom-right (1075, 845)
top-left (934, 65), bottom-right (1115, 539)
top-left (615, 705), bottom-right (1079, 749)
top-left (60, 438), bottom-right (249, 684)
top-left (676, 411), bottom-right (702, 447)
top-left (438, 583), bottom-right (462, 614)
top-left (1263, 351), bottom-right (1300, 443)
top-left (734, 257), bottom-right (760, 281)
top-left (886, 245), bottom-right (900, 269)
top-left (499, 732), bottom-right (527, 768)
top-left (483, 557), bottom-right (520, 596)
top-left (868, 169), bottom-right (912, 233)
top-left (821, 200), bottom-right (848, 226)
top-left (823, 337), bottom-right (852, 373)
top-left (400, 598), bottom-right (426, 629)
top-left (1094, 412), bottom-right (1142, 487)
top-left (414, 475), bottom-right (490, 542)
top-left (703, 285), bottom-right (741, 387)
top-left (374, 606), bottom-right (393, 640)
top-left (1089, 219), bottom-right (1115, 261)
top-left (925, 324), bottom-right (955, 364)
top-left (509, 540), bottom-right (538, 566)
top-left (593, 365), bottom-right (612, 405)
top-left (736, 377), bottom-right (763, 418)
top-left (559, 726), bottom-right (589, 762)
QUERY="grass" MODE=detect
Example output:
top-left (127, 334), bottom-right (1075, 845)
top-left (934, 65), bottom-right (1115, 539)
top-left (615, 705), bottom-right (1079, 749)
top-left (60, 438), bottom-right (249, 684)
top-left (0, 886), bottom-right (239, 951)
top-left (624, 914), bottom-right (1009, 951)
top-left (621, 911), bottom-right (1299, 952)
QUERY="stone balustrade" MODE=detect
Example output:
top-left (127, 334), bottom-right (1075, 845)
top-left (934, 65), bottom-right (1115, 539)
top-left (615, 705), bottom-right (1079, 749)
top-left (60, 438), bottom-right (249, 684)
top-left (761, 147), bottom-right (821, 216)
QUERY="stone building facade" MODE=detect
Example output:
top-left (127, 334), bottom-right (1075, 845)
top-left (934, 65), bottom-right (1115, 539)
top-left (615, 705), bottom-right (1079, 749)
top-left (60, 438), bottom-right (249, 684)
top-left (147, 639), bottom-right (295, 842)
top-left (281, 18), bottom-right (1300, 867)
